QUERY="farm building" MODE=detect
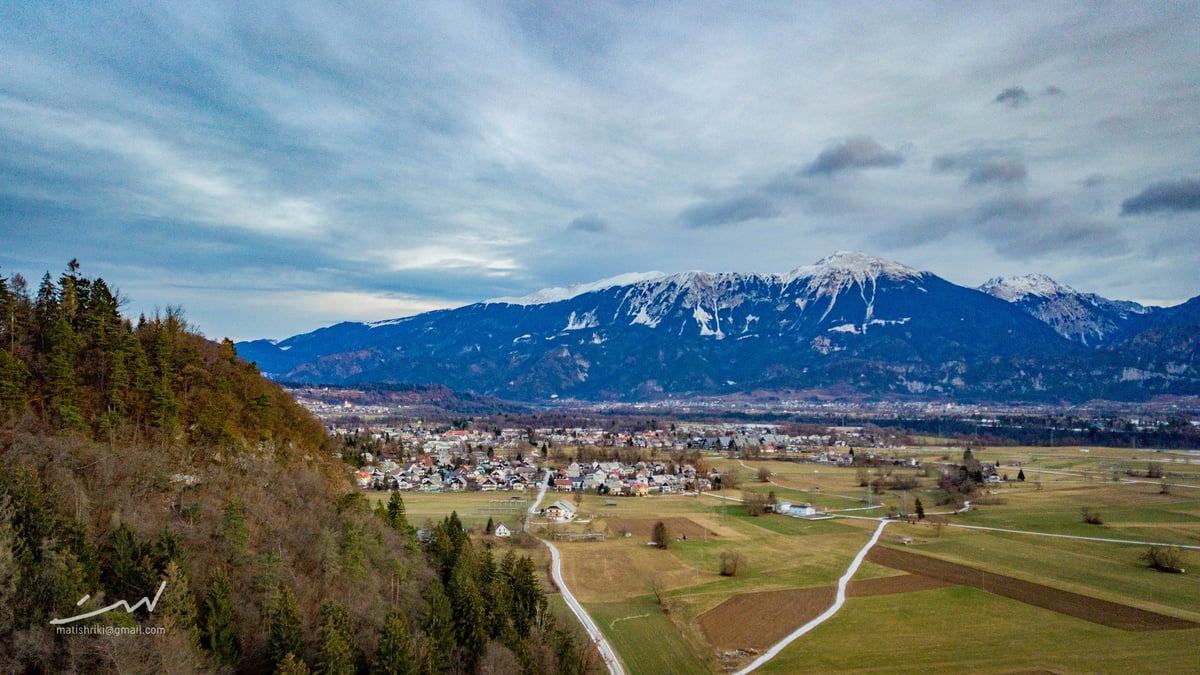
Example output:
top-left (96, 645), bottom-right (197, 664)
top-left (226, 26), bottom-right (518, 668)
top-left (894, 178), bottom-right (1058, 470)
top-left (544, 499), bottom-right (578, 522)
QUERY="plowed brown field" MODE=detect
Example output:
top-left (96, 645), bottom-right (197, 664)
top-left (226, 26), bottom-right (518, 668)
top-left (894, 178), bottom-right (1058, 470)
top-left (866, 546), bottom-right (1198, 631)
top-left (697, 574), bottom-right (951, 649)
top-left (605, 516), bottom-right (716, 539)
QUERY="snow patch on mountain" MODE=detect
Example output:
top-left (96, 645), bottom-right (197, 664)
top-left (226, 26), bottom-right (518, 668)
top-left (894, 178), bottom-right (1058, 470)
top-left (564, 310), bottom-right (599, 331)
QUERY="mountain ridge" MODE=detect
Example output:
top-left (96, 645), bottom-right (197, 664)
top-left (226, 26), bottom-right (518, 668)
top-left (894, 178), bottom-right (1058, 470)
top-left (236, 252), bottom-right (1198, 403)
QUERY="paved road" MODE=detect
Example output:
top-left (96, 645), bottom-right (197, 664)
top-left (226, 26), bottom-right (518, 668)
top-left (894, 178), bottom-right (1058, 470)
top-left (527, 475), bottom-right (625, 675)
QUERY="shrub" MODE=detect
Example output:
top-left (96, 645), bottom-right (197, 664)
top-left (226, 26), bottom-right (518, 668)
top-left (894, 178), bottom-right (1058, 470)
top-left (1142, 546), bottom-right (1186, 573)
top-left (1081, 507), bottom-right (1103, 525)
top-left (719, 552), bottom-right (744, 577)
top-left (652, 521), bottom-right (670, 549)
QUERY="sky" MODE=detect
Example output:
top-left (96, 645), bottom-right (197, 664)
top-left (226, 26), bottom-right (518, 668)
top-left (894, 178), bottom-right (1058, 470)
top-left (2, 1), bottom-right (1198, 341)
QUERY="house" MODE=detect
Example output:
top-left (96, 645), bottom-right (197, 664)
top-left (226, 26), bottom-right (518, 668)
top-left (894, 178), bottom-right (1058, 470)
top-left (494, 523), bottom-right (512, 538)
top-left (544, 499), bottom-right (578, 522)
top-left (788, 504), bottom-right (817, 517)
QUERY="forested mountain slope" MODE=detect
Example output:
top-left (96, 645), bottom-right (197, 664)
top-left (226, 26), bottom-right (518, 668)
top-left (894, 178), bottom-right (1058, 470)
top-left (0, 262), bottom-right (594, 674)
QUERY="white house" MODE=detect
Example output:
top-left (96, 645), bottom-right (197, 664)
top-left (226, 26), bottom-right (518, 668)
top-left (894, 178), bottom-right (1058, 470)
top-left (544, 499), bottom-right (578, 522)
top-left (494, 523), bottom-right (512, 538)
top-left (788, 504), bottom-right (817, 517)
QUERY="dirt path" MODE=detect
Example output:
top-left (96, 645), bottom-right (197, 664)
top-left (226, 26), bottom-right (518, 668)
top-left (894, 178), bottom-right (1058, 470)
top-left (733, 519), bottom-right (889, 674)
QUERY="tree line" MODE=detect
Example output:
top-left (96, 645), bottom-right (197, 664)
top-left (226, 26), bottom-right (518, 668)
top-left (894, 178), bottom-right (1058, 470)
top-left (0, 261), bottom-right (599, 674)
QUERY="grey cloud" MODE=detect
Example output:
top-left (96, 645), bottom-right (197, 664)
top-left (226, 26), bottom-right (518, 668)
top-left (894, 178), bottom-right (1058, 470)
top-left (967, 158), bottom-right (1027, 185)
top-left (993, 86), bottom-right (1031, 108)
top-left (1120, 179), bottom-right (1200, 215)
top-left (678, 194), bottom-right (780, 228)
top-left (933, 151), bottom-right (1026, 185)
top-left (976, 196), bottom-right (1049, 223)
top-left (806, 137), bottom-right (903, 176)
top-left (1042, 86), bottom-right (1064, 96)
top-left (973, 196), bottom-right (1121, 257)
top-left (567, 213), bottom-right (608, 233)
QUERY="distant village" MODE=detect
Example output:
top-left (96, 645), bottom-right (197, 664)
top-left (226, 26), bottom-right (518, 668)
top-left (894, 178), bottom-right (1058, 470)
top-left (340, 420), bottom-right (914, 497)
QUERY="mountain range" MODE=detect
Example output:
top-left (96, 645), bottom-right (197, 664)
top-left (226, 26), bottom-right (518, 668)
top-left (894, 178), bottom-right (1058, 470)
top-left (237, 252), bottom-right (1200, 403)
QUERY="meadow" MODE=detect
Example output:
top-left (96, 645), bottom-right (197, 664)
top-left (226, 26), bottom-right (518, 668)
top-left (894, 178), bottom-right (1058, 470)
top-left (377, 445), bottom-right (1200, 673)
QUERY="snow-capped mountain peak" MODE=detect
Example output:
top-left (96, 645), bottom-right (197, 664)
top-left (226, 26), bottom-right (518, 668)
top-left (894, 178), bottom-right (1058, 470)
top-left (979, 274), bottom-right (1152, 347)
top-left (787, 251), bottom-right (922, 286)
top-left (979, 273), bottom-right (1074, 301)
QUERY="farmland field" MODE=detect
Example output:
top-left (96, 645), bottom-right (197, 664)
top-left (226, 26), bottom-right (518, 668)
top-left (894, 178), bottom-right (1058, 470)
top-left (372, 445), bottom-right (1200, 672)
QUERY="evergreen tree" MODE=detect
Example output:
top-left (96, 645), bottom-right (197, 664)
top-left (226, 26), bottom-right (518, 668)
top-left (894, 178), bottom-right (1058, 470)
top-left (268, 586), bottom-right (305, 671)
top-left (373, 609), bottom-right (416, 675)
top-left (46, 316), bottom-right (84, 430)
top-left (276, 652), bottom-right (312, 675)
top-left (223, 500), bottom-right (250, 563)
top-left (915, 498), bottom-right (925, 521)
top-left (1018, 468), bottom-right (1026, 481)
top-left (420, 578), bottom-right (454, 674)
top-left (0, 349), bottom-right (29, 419)
top-left (316, 601), bottom-right (357, 675)
top-left (102, 522), bottom-right (152, 604)
top-left (385, 491), bottom-right (410, 532)
top-left (202, 569), bottom-right (239, 665)
top-left (485, 516), bottom-right (494, 535)
top-left (509, 555), bottom-right (544, 639)
top-left (447, 556), bottom-right (487, 664)
top-left (155, 560), bottom-right (198, 642)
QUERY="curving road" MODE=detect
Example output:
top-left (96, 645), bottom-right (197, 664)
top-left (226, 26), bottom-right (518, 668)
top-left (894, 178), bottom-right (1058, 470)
top-left (733, 518), bottom-right (890, 675)
top-left (527, 474), bottom-right (625, 675)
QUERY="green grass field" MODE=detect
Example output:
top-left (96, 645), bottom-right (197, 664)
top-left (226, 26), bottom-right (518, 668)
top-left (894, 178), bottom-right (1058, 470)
top-left (367, 445), bottom-right (1200, 672)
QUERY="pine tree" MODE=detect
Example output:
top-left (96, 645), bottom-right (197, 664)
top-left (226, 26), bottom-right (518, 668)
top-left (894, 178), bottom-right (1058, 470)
top-left (385, 491), bottom-right (409, 532)
top-left (276, 652), bottom-right (312, 675)
top-left (420, 579), bottom-right (454, 674)
top-left (447, 556), bottom-right (487, 664)
top-left (156, 560), bottom-right (198, 642)
top-left (46, 316), bottom-right (84, 430)
top-left (316, 601), bottom-right (356, 675)
top-left (509, 555), bottom-right (544, 639)
top-left (373, 609), bottom-right (416, 675)
top-left (915, 498), bottom-right (925, 521)
top-left (202, 569), bottom-right (239, 665)
top-left (1017, 468), bottom-right (1026, 481)
top-left (268, 585), bottom-right (305, 670)
top-left (223, 500), bottom-right (250, 563)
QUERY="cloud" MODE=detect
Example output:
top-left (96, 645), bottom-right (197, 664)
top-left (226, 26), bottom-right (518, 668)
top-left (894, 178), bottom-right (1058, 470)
top-left (973, 196), bottom-right (1121, 257)
top-left (1120, 179), bottom-right (1200, 215)
top-left (805, 137), bottom-right (903, 176)
top-left (567, 213), bottom-right (608, 233)
top-left (1042, 85), bottom-right (1064, 96)
top-left (678, 194), bottom-right (780, 228)
top-left (993, 86), bottom-right (1031, 108)
top-left (967, 158), bottom-right (1027, 185)
top-left (932, 151), bottom-right (1026, 185)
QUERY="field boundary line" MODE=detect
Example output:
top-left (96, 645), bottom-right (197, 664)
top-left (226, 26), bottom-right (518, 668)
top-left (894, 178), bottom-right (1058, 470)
top-left (946, 522), bottom-right (1200, 550)
top-left (734, 519), bottom-right (889, 674)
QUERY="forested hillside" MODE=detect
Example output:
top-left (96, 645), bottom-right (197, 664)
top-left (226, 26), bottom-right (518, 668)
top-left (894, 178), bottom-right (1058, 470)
top-left (0, 262), bottom-right (595, 673)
